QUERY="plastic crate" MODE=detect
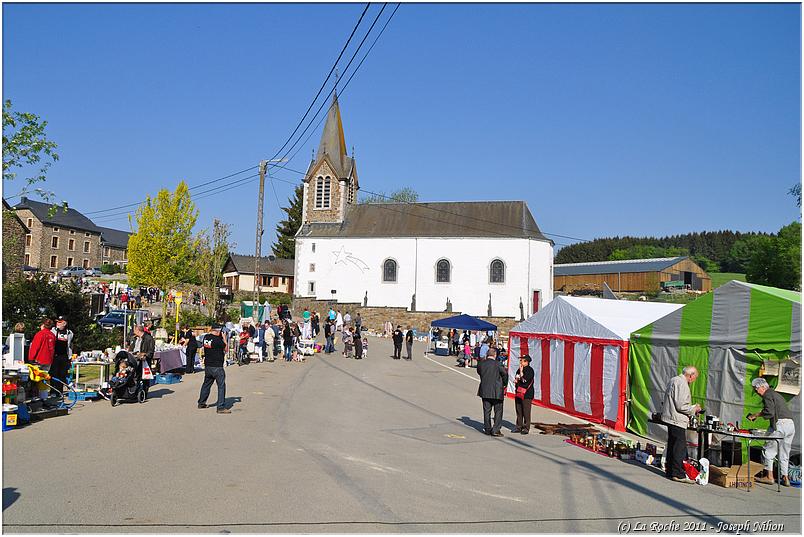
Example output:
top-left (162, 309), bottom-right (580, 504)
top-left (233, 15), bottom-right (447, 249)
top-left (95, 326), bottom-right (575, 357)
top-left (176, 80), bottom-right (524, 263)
top-left (154, 373), bottom-right (182, 385)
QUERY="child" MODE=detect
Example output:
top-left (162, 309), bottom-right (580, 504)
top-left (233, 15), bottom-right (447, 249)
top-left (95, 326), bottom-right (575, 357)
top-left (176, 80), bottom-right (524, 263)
top-left (109, 358), bottom-right (133, 388)
top-left (342, 329), bottom-right (354, 358)
top-left (361, 335), bottom-right (369, 358)
top-left (457, 340), bottom-right (472, 368)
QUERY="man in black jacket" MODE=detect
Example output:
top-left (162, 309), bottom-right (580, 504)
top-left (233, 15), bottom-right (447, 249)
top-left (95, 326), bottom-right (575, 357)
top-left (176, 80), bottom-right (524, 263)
top-left (392, 326), bottom-right (404, 360)
top-left (477, 348), bottom-right (508, 436)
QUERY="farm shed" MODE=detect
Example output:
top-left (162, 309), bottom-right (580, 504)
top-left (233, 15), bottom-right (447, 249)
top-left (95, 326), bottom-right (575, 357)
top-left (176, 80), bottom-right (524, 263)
top-left (554, 256), bottom-right (712, 294)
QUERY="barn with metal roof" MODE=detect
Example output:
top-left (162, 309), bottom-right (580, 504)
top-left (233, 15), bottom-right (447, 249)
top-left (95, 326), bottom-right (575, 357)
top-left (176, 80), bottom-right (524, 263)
top-left (554, 256), bottom-right (711, 294)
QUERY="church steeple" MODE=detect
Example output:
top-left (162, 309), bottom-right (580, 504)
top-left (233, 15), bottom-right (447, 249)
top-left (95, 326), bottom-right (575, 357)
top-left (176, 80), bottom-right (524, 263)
top-left (316, 92), bottom-right (349, 177)
top-left (301, 92), bottom-right (359, 225)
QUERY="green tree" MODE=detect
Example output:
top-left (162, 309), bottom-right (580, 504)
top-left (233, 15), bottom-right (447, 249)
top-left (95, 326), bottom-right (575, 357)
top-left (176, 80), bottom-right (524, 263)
top-left (745, 222), bottom-right (801, 291)
top-left (272, 184), bottom-right (303, 259)
top-left (127, 182), bottom-right (200, 318)
top-left (360, 187), bottom-right (419, 204)
top-left (2, 100), bottom-right (60, 203)
top-left (790, 184), bottom-right (801, 208)
top-left (609, 245), bottom-right (689, 261)
top-left (196, 219), bottom-right (234, 319)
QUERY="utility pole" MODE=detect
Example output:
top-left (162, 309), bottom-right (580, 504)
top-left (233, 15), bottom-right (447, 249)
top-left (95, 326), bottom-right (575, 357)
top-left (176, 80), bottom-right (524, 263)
top-left (253, 158), bottom-right (287, 319)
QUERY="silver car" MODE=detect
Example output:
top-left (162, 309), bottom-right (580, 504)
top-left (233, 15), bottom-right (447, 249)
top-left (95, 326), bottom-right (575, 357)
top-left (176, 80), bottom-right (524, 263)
top-left (58, 266), bottom-right (87, 278)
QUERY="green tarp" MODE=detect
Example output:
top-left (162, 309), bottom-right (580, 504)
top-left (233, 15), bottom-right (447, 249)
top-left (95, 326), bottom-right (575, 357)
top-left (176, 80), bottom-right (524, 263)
top-left (629, 280), bottom-right (801, 451)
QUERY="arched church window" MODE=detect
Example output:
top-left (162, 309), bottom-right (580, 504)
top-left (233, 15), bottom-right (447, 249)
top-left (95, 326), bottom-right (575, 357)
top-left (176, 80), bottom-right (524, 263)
top-left (436, 259), bottom-right (451, 283)
top-left (383, 259), bottom-right (397, 283)
top-left (490, 259), bottom-right (505, 283)
top-left (315, 176), bottom-right (324, 209)
top-left (323, 176), bottom-right (331, 209)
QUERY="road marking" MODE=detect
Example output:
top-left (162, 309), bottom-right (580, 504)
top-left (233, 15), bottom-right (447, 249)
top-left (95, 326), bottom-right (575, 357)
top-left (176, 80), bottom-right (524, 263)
top-left (423, 354), bottom-right (478, 383)
top-left (342, 455), bottom-right (524, 503)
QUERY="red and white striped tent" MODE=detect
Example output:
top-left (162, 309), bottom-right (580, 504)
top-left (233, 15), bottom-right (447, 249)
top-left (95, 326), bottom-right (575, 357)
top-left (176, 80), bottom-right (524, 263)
top-left (507, 296), bottom-right (682, 431)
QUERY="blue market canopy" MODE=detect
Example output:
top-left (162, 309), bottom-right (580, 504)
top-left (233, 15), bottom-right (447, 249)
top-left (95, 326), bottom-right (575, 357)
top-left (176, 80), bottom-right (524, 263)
top-left (431, 314), bottom-right (497, 331)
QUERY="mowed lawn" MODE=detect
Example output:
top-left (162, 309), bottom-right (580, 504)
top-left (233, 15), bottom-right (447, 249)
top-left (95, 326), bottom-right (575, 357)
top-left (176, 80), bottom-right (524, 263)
top-left (709, 272), bottom-right (746, 288)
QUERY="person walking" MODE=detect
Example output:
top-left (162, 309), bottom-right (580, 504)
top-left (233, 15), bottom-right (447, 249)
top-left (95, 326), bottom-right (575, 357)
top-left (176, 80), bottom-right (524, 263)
top-left (392, 325), bottom-right (404, 360)
top-left (335, 310), bottom-right (344, 333)
top-left (198, 325), bottom-right (230, 414)
top-left (660, 366), bottom-right (701, 484)
top-left (323, 319), bottom-right (333, 353)
top-left (513, 355), bottom-right (535, 434)
top-left (343, 327), bottom-right (354, 358)
top-left (354, 326), bottom-right (363, 359)
top-left (181, 325), bottom-right (198, 374)
top-left (748, 378), bottom-right (796, 486)
top-left (311, 312), bottom-right (320, 338)
top-left (264, 320), bottom-right (276, 362)
top-left (354, 313), bottom-right (362, 334)
top-left (50, 317), bottom-right (74, 397)
top-left (477, 348), bottom-right (507, 436)
top-left (344, 311), bottom-right (352, 327)
top-left (405, 326), bottom-right (414, 360)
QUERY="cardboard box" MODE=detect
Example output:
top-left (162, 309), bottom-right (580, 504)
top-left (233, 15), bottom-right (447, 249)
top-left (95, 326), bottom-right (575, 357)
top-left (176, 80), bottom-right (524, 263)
top-left (710, 464), bottom-right (754, 489)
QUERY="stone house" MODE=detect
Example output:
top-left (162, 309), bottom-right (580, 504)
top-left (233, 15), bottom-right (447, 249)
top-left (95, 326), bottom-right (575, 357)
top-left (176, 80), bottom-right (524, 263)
top-left (96, 226), bottom-right (131, 266)
top-left (13, 197), bottom-right (130, 272)
top-left (2, 200), bottom-right (30, 280)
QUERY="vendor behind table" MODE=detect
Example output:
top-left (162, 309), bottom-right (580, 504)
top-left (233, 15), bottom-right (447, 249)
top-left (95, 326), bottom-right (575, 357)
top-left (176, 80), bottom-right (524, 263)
top-left (747, 377), bottom-right (795, 487)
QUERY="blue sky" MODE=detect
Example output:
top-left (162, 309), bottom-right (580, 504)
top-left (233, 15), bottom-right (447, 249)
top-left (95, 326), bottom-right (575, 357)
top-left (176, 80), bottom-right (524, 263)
top-left (3, 3), bottom-right (800, 253)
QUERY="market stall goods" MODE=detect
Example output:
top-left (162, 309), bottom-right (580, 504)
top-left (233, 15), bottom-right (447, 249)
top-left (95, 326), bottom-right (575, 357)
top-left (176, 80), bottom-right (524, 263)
top-left (509, 297), bottom-right (681, 431)
top-left (629, 281), bottom-right (801, 450)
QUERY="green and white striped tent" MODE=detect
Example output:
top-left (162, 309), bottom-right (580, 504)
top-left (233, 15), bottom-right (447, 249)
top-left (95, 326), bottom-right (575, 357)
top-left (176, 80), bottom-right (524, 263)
top-left (629, 280), bottom-right (801, 450)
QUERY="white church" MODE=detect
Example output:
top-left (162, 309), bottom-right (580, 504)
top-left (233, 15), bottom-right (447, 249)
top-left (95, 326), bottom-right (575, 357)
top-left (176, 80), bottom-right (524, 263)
top-left (293, 95), bottom-right (554, 319)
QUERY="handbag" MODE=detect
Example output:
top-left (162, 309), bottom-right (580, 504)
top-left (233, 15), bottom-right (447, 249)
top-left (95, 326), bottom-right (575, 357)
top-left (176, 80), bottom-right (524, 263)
top-left (141, 360), bottom-right (155, 380)
top-left (515, 378), bottom-right (533, 399)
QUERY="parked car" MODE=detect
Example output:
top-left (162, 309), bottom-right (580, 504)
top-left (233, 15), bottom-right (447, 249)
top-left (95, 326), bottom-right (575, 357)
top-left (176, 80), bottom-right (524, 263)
top-left (84, 267), bottom-right (102, 277)
top-left (59, 266), bottom-right (86, 278)
top-left (97, 309), bottom-right (160, 330)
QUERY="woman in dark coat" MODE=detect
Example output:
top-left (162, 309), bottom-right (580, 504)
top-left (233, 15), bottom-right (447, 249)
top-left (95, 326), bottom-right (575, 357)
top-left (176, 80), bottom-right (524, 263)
top-left (513, 355), bottom-right (535, 434)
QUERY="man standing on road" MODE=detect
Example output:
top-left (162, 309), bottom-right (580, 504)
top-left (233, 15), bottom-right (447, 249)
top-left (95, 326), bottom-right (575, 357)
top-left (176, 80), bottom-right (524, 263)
top-left (661, 366), bottom-right (701, 484)
top-left (198, 325), bottom-right (230, 414)
top-left (748, 378), bottom-right (795, 487)
top-left (50, 317), bottom-right (74, 397)
top-left (392, 325), bottom-right (404, 360)
top-left (477, 347), bottom-right (507, 437)
top-left (181, 325), bottom-right (198, 374)
top-left (405, 326), bottom-right (414, 360)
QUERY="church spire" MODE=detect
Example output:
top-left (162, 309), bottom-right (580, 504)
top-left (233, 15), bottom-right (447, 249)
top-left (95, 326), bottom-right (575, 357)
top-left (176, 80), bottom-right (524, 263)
top-left (316, 92), bottom-right (348, 176)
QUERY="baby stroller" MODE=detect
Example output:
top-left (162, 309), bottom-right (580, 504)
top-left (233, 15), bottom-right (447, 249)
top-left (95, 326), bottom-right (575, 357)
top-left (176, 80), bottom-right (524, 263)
top-left (109, 351), bottom-right (147, 406)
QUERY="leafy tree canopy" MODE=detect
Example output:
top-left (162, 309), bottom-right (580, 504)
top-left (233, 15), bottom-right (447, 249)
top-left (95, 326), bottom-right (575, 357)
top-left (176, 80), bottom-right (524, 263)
top-left (360, 187), bottom-right (419, 204)
top-left (272, 184), bottom-right (303, 259)
top-left (2, 100), bottom-right (59, 203)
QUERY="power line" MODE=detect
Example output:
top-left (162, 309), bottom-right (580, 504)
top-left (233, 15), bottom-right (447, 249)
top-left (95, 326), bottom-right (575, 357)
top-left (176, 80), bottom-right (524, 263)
top-left (266, 3), bottom-right (371, 164)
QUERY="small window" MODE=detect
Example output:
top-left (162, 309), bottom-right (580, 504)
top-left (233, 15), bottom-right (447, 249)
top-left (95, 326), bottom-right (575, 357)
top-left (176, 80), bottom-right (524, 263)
top-left (104, 247), bottom-right (110, 256)
top-left (436, 259), bottom-right (451, 283)
top-left (83, 241), bottom-right (91, 253)
top-left (49, 255), bottom-right (58, 268)
top-left (25, 234), bottom-right (31, 247)
top-left (383, 259), bottom-right (397, 283)
top-left (24, 253), bottom-right (30, 265)
top-left (312, 243), bottom-right (316, 253)
top-left (53, 227), bottom-right (59, 232)
top-left (82, 259), bottom-right (89, 269)
top-left (315, 176), bottom-right (324, 209)
top-left (490, 259), bottom-right (505, 283)
top-left (51, 236), bottom-right (59, 248)
top-left (308, 281), bottom-right (316, 295)
top-left (323, 177), bottom-right (331, 208)
top-left (281, 277), bottom-right (286, 284)
top-left (85, 232), bottom-right (90, 237)
top-left (309, 263), bottom-right (315, 272)
top-left (69, 229), bottom-right (75, 235)
top-left (26, 218), bottom-right (32, 228)
top-left (68, 239), bottom-right (75, 251)
top-left (66, 257), bottom-right (74, 266)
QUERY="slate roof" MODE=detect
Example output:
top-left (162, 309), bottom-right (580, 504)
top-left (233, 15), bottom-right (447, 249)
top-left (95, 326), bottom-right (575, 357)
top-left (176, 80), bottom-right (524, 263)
top-left (296, 201), bottom-right (550, 241)
top-left (315, 92), bottom-right (353, 179)
top-left (3, 200), bottom-right (29, 233)
top-left (96, 226), bottom-right (131, 249)
top-left (554, 257), bottom-right (689, 276)
top-left (15, 197), bottom-right (131, 247)
top-left (225, 254), bottom-right (295, 276)
top-left (15, 197), bottom-right (98, 233)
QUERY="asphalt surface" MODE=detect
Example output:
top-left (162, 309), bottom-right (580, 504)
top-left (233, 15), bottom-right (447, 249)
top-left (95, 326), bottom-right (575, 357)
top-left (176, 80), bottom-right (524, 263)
top-left (2, 335), bottom-right (800, 533)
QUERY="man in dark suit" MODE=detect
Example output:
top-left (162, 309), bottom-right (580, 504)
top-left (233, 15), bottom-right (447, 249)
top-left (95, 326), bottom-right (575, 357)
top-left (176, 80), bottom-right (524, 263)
top-left (476, 348), bottom-right (508, 436)
top-left (392, 325), bottom-right (404, 360)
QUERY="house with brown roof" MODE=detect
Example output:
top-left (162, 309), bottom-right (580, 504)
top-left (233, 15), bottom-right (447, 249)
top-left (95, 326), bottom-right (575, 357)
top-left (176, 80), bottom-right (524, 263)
top-left (222, 254), bottom-right (295, 294)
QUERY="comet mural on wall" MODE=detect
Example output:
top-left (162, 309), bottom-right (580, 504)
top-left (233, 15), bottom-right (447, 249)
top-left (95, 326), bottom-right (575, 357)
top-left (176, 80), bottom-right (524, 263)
top-left (332, 246), bottom-right (370, 273)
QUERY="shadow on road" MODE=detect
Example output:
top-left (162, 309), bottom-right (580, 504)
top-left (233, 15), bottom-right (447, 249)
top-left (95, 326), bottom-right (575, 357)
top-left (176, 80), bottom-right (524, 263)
top-left (457, 415), bottom-right (516, 433)
top-left (146, 388), bottom-right (174, 400)
top-left (222, 396), bottom-right (242, 410)
top-left (3, 487), bottom-right (20, 511)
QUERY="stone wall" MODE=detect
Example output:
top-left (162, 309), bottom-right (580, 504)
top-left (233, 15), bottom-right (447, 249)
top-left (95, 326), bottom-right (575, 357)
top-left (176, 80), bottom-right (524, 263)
top-left (15, 208), bottom-right (103, 271)
top-left (103, 245), bottom-right (128, 265)
top-left (291, 296), bottom-right (521, 337)
top-left (2, 208), bottom-right (27, 280)
top-left (304, 160), bottom-right (344, 224)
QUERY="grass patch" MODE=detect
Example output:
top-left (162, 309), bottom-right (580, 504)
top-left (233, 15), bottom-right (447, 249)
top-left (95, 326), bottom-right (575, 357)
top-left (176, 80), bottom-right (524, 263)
top-left (709, 272), bottom-right (746, 289)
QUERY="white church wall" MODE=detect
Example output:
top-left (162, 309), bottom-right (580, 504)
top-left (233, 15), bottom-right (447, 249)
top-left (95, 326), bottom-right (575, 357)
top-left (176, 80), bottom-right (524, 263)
top-left (295, 236), bottom-right (552, 318)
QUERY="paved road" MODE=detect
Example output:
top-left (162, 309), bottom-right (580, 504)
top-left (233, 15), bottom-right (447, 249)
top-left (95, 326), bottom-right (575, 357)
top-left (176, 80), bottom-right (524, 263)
top-left (3, 336), bottom-right (800, 533)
